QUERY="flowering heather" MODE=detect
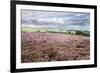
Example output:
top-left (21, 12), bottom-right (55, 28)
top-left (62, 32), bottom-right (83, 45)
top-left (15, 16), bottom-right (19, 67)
top-left (21, 32), bottom-right (90, 63)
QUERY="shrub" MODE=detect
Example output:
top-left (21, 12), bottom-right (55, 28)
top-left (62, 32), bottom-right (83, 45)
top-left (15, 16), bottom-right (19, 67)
top-left (36, 29), bottom-right (40, 32)
top-left (82, 31), bottom-right (90, 36)
top-left (75, 30), bottom-right (83, 35)
top-left (75, 30), bottom-right (90, 36)
top-left (46, 48), bottom-right (58, 61)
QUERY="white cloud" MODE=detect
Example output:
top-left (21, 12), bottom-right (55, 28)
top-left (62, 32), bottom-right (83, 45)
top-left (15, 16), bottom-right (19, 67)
top-left (37, 17), bottom-right (64, 24)
top-left (74, 14), bottom-right (84, 16)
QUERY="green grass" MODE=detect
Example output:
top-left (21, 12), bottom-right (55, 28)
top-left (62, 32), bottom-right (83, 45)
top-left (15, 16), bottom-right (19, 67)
top-left (22, 27), bottom-right (62, 32)
top-left (22, 27), bottom-right (40, 32)
top-left (22, 27), bottom-right (90, 36)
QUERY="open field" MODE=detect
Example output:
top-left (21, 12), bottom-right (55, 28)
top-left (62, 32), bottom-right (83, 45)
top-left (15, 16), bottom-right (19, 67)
top-left (21, 31), bottom-right (90, 63)
top-left (22, 27), bottom-right (90, 36)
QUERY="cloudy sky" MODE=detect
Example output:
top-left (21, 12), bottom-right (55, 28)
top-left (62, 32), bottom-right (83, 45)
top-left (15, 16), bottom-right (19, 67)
top-left (21, 10), bottom-right (90, 31)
